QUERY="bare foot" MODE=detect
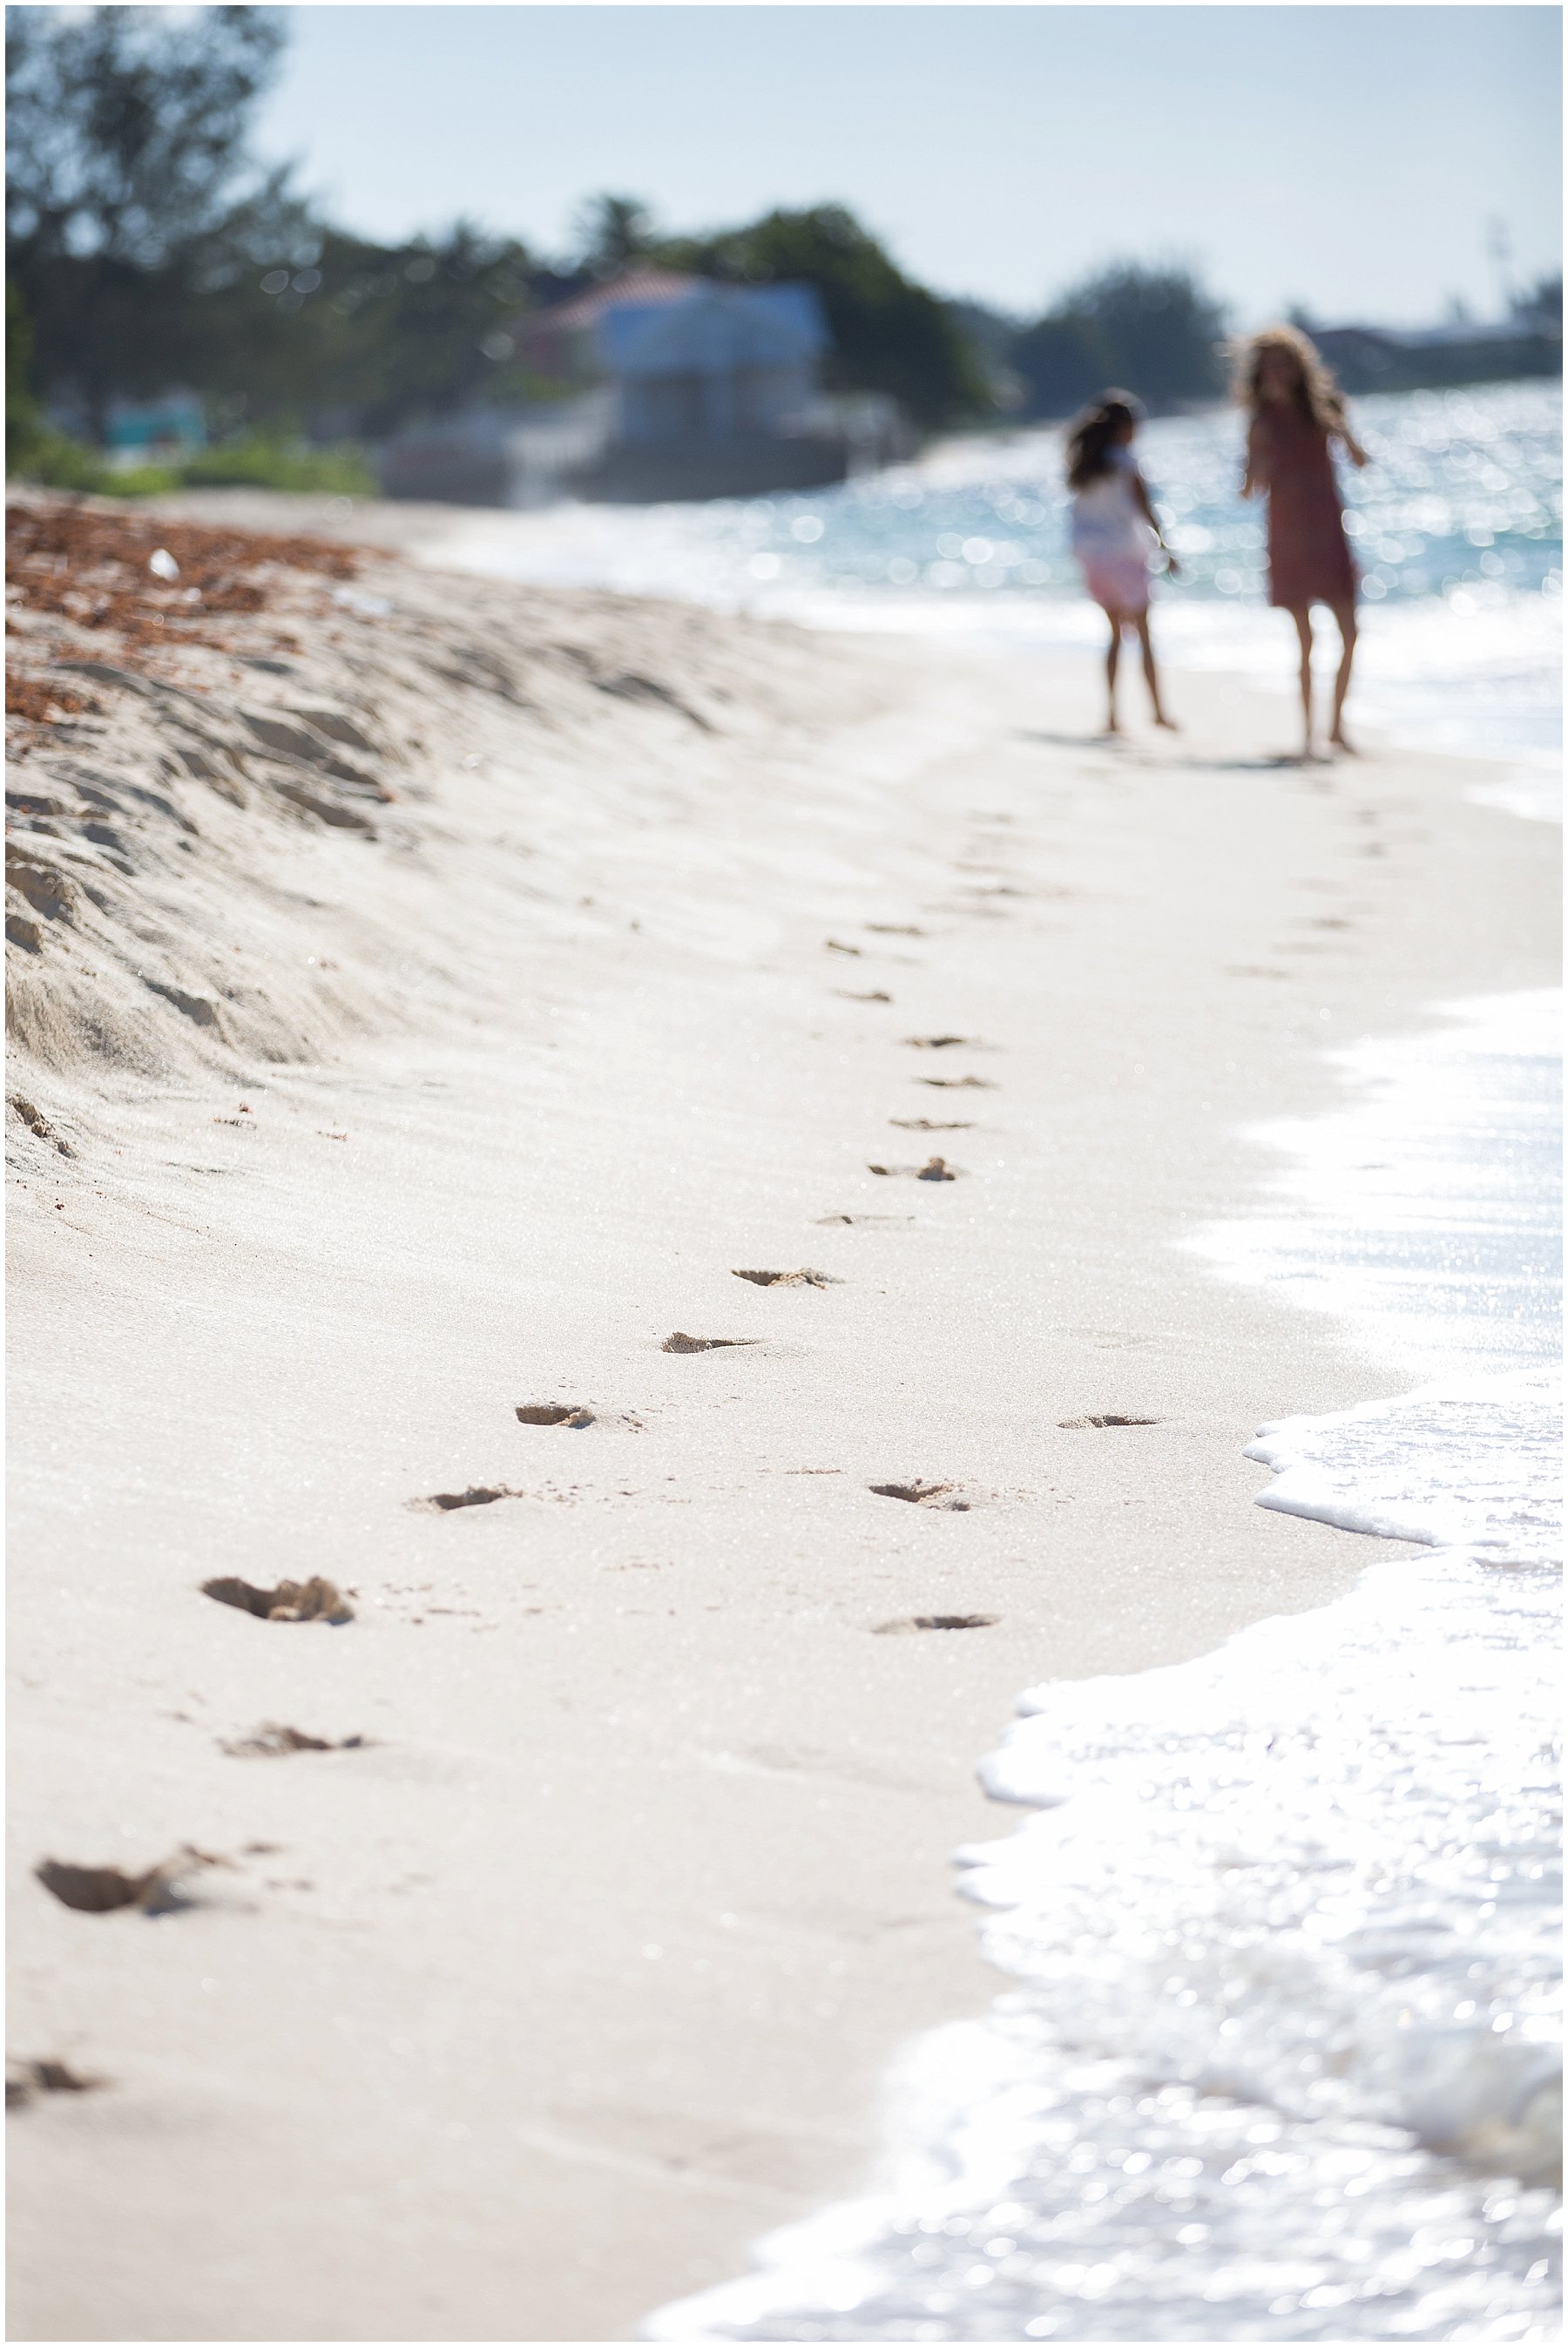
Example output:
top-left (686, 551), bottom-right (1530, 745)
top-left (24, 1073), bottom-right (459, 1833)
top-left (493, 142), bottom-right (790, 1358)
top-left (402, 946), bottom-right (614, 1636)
top-left (1105, 715), bottom-right (1122, 736)
top-left (1153, 714), bottom-right (1179, 731)
top-left (1329, 727), bottom-right (1360, 756)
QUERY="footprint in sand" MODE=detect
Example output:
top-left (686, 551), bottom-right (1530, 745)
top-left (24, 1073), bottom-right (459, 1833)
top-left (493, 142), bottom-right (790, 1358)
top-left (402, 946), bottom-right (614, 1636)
top-left (515, 1403), bottom-right (596, 1427)
top-left (732, 1268), bottom-right (842, 1288)
top-left (874, 1612), bottom-right (997, 1633)
top-left (869, 1480), bottom-right (971, 1511)
top-left (410, 1484), bottom-right (524, 1512)
top-left (7, 2058), bottom-right (100, 2108)
top-left (890, 1117), bottom-right (971, 1131)
top-left (815, 1213), bottom-right (915, 1227)
top-left (34, 1849), bottom-right (225, 1916)
top-left (220, 1724), bottom-right (369, 1758)
top-left (835, 989), bottom-right (892, 1003)
top-left (1059, 1414), bottom-right (1163, 1429)
top-left (918, 1074), bottom-right (994, 1091)
top-left (824, 939), bottom-right (862, 956)
top-left (865, 923), bottom-right (925, 937)
top-left (903, 1035), bottom-right (981, 1050)
top-left (867, 1156), bottom-right (960, 1181)
top-left (201, 1574), bottom-right (353, 1623)
top-left (662, 1332), bottom-right (760, 1354)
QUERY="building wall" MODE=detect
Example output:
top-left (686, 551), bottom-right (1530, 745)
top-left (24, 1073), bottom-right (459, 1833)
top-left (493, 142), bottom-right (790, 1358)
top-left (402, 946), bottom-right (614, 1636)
top-left (620, 361), bottom-right (813, 445)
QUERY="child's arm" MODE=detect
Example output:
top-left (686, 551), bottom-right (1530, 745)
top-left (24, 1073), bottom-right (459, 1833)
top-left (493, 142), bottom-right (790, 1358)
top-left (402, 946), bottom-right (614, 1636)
top-left (1335, 421), bottom-right (1370, 470)
top-left (1130, 469), bottom-right (1180, 577)
top-left (1240, 417), bottom-right (1267, 499)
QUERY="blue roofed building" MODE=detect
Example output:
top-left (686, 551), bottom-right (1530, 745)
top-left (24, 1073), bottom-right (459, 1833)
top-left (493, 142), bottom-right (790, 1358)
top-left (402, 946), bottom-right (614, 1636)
top-left (380, 271), bottom-right (909, 506)
top-left (598, 281), bottom-right (827, 446)
top-left (562, 274), bottom-right (859, 499)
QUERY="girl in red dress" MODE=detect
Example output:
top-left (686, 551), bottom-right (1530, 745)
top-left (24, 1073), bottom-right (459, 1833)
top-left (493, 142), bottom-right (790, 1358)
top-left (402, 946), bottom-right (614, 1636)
top-left (1237, 326), bottom-right (1369, 758)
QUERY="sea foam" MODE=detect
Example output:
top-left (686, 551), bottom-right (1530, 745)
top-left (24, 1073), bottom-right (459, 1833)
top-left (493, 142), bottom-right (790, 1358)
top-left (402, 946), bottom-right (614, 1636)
top-left (650, 996), bottom-right (1561, 2344)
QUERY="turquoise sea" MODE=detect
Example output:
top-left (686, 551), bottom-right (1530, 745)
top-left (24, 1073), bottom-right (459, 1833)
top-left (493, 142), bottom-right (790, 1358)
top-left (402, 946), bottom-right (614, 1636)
top-left (439, 378), bottom-right (1562, 801)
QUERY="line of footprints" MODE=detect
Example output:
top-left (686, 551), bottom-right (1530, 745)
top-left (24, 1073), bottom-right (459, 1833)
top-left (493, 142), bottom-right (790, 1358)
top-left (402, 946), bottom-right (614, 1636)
top-left (17, 883), bottom-right (1161, 2108)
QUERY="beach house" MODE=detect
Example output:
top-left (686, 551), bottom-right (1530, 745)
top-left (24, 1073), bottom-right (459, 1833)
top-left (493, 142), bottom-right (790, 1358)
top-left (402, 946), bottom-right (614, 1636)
top-left (527, 271), bottom-right (853, 501)
top-left (377, 268), bottom-right (905, 504)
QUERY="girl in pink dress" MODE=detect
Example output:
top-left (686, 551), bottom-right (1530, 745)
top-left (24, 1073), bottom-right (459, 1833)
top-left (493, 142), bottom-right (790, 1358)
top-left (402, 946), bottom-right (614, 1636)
top-left (1066, 391), bottom-right (1180, 735)
top-left (1237, 326), bottom-right (1369, 758)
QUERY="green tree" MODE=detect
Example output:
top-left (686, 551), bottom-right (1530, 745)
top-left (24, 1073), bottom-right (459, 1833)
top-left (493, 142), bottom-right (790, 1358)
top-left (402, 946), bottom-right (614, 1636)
top-left (572, 194), bottom-right (660, 281)
top-left (1009, 315), bottom-right (1110, 420)
top-left (6, 3), bottom-right (285, 266)
top-left (282, 222), bottom-right (541, 436)
top-left (6, 3), bottom-right (299, 438)
top-left (7, 277), bottom-right (42, 471)
top-left (664, 204), bottom-right (988, 431)
top-left (1015, 262), bottom-right (1229, 418)
top-left (6, 6), bottom-right (545, 450)
top-left (5, 277), bottom-right (127, 488)
top-left (1515, 271), bottom-right (1562, 335)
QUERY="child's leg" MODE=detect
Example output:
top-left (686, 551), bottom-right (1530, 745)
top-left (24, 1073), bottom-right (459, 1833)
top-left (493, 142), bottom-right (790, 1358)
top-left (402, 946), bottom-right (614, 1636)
top-left (1132, 612), bottom-right (1177, 728)
top-left (1104, 608), bottom-right (1123, 733)
top-left (1289, 605), bottom-right (1315, 755)
top-left (1328, 598), bottom-right (1359, 751)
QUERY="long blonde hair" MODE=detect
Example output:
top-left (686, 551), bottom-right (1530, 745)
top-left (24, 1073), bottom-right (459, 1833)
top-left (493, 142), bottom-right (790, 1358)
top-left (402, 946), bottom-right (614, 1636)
top-left (1233, 324), bottom-right (1347, 434)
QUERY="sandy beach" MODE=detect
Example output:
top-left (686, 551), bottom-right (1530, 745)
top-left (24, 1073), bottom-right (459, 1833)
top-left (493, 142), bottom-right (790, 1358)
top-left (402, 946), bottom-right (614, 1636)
top-left (6, 494), bottom-right (1557, 2342)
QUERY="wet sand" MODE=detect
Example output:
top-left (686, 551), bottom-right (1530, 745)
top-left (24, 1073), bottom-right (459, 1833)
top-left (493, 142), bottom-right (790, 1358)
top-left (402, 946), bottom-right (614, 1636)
top-left (7, 498), bottom-right (1557, 2339)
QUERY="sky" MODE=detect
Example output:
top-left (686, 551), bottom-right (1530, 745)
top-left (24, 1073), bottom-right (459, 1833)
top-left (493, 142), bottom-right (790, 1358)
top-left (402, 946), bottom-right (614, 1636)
top-left (250, 4), bottom-right (1563, 326)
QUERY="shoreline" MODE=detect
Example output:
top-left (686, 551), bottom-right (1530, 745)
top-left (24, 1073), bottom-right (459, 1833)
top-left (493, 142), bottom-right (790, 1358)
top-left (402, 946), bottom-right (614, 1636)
top-left (150, 476), bottom-right (1566, 804)
top-left (7, 512), bottom-right (1558, 2339)
top-left (651, 985), bottom-right (1561, 2341)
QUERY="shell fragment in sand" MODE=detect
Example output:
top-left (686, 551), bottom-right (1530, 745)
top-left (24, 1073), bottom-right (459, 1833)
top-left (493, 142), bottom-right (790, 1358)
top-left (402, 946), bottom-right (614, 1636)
top-left (866, 1157), bottom-right (960, 1181)
top-left (731, 1268), bottom-right (842, 1288)
top-left (874, 1612), bottom-right (997, 1633)
top-left (220, 1723), bottom-right (368, 1758)
top-left (1059, 1414), bottom-right (1163, 1429)
top-left (409, 1485), bottom-right (524, 1511)
top-left (662, 1332), bottom-right (760, 1354)
top-left (201, 1574), bottom-right (353, 1624)
top-left (35, 1845), bottom-right (226, 1915)
top-left (868, 1480), bottom-right (971, 1510)
top-left (7, 2058), bottom-right (99, 2107)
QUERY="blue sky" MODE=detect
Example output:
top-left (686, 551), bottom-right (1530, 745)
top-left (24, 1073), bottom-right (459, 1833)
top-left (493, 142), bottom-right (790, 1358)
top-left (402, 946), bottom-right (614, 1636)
top-left (253, 5), bottom-right (1562, 325)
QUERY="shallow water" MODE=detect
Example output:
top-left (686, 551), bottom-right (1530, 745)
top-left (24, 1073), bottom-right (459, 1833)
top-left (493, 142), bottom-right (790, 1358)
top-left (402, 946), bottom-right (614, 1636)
top-left (1187, 993), bottom-right (1562, 1388)
top-left (443, 380), bottom-right (1562, 788)
top-left (648, 995), bottom-right (1563, 2344)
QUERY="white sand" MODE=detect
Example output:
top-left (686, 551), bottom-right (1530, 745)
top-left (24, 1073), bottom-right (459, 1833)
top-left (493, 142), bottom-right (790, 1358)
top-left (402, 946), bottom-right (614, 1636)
top-left (7, 495), bottom-right (1557, 2340)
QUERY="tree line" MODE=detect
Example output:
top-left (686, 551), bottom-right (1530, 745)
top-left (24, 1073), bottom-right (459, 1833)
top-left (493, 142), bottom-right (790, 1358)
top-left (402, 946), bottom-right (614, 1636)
top-left (2, 2), bottom-right (1235, 486)
top-left (8, 7), bottom-right (1557, 495)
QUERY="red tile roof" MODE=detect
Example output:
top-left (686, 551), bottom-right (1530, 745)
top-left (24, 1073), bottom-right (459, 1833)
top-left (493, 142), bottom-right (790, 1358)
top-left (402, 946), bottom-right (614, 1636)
top-left (535, 269), bottom-right (698, 332)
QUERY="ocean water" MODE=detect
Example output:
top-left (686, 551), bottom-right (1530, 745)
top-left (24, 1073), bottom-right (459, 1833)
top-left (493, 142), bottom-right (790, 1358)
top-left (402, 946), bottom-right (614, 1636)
top-left (437, 379), bottom-right (1562, 809)
top-left (648, 992), bottom-right (1562, 2344)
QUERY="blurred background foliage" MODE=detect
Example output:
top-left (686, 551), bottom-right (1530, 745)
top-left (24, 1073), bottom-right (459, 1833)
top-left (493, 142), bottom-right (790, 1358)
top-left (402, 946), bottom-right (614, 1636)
top-left (7, 5), bottom-right (1559, 494)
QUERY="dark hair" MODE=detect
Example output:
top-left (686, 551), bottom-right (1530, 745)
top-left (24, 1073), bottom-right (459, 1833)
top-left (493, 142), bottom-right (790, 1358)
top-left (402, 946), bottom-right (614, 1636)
top-left (1065, 390), bottom-right (1143, 490)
